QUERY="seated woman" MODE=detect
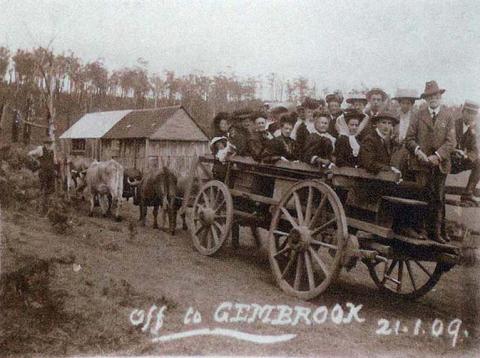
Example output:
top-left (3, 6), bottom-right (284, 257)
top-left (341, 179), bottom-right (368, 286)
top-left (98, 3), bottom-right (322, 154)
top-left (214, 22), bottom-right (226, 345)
top-left (359, 111), bottom-right (401, 175)
top-left (334, 109), bottom-right (364, 168)
top-left (263, 114), bottom-right (298, 163)
top-left (303, 110), bottom-right (336, 168)
top-left (248, 115), bottom-right (273, 162)
top-left (212, 112), bottom-right (231, 138)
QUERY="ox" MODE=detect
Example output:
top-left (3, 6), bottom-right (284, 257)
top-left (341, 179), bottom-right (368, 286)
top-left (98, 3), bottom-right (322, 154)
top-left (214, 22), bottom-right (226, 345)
top-left (133, 167), bottom-right (180, 235)
top-left (85, 159), bottom-right (124, 221)
top-left (65, 156), bottom-right (93, 199)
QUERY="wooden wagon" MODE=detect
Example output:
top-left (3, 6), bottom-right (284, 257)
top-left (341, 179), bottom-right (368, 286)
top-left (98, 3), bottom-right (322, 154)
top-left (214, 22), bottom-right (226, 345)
top-left (180, 155), bottom-right (467, 300)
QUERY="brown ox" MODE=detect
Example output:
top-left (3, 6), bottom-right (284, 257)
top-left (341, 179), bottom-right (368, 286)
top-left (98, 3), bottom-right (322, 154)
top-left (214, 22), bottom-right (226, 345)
top-left (85, 159), bottom-right (124, 221)
top-left (136, 167), bottom-right (180, 235)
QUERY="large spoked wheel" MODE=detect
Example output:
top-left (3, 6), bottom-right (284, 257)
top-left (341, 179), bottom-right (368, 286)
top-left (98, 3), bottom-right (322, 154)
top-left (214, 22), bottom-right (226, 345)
top-left (365, 257), bottom-right (445, 299)
top-left (268, 180), bottom-right (348, 300)
top-left (190, 180), bottom-right (233, 256)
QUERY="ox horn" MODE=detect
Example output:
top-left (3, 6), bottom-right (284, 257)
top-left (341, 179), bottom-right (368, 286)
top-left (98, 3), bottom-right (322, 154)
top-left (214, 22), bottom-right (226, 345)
top-left (127, 177), bottom-right (141, 186)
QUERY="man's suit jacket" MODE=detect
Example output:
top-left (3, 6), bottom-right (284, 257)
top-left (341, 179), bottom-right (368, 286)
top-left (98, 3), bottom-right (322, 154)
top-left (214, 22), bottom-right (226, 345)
top-left (405, 105), bottom-right (456, 174)
top-left (263, 135), bottom-right (297, 163)
top-left (359, 130), bottom-right (393, 174)
top-left (247, 131), bottom-right (272, 162)
top-left (455, 117), bottom-right (478, 162)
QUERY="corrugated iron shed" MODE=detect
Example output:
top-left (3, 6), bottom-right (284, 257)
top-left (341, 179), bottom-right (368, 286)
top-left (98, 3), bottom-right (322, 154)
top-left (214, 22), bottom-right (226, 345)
top-left (60, 110), bottom-right (132, 139)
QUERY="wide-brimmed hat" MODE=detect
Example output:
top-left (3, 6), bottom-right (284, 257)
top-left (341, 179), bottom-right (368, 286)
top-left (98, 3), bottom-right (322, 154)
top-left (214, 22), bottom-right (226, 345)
top-left (392, 88), bottom-right (419, 101)
top-left (209, 136), bottom-right (227, 151)
top-left (371, 110), bottom-right (399, 125)
top-left (420, 80), bottom-right (445, 99)
top-left (346, 92), bottom-right (368, 104)
top-left (462, 100), bottom-right (479, 113)
top-left (325, 93), bottom-right (343, 104)
top-left (343, 109), bottom-right (366, 123)
top-left (366, 88), bottom-right (388, 101)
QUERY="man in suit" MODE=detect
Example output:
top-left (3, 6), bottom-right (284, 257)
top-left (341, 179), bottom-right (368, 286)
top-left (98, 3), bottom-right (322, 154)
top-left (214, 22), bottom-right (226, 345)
top-left (451, 100), bottom-right (480, 204)
top-left (248, 115), bottom-right (273, 162)
top-left (326, 92), bottom-right (343, 138)
top-left (358, 88), bottom-right (388, 141)
top-left (405, 81), bottom-right (457, 243)
top-left (359, 111), bottom-right (400, 175)
top-left (229, 109), bottom-right (254, 156)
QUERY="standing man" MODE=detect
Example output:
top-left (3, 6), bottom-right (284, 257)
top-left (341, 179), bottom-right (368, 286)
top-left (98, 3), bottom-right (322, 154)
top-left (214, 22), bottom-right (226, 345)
top-left (405, 81), bottom-right (456, 243)
top-left (248, 115), bottom-right (273, 162)
top-left (325, 92), bottom-right (343, 138)
top-left (391, 88), bottom-right (420, 174)
top-left (451, 100), bottom-right (480, 204)
top-left (360, 87), bottom-right (388, 140)
top-left (229, 109), bottom-right (254, 156)
top-left (28, 137), bottom-right (57, 214)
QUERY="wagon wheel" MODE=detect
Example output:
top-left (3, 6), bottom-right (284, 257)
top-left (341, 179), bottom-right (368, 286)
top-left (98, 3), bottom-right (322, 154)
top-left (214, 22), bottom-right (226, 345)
top-left (365, 258), bottom-right (445, 299)
top-left (190, 180), bottom-right (233, 256)
top-left (268, 180), bottom-right (348, 300)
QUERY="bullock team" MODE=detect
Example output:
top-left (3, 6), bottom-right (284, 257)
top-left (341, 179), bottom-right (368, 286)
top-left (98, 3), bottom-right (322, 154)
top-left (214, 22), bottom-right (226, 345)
top-left (210, 81), bottom-right (480, 244)
top-left (27, 80), bottom-right (479, 245)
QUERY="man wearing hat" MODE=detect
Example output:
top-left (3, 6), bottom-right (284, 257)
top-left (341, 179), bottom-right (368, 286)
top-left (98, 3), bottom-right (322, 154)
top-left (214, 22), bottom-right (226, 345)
top-left (359, 111), bottom-right (401, 175)
top-left (405, 81), bottom-right (456, 243)
top-left (28, 137), bottom-right (57, 213)
top-left (451, 100), bottom-right (480, 204)
top-left (391, 89), bottom-right (420, 174)
top-left (325, 92), bottom-right (343, 138)
top-left (359, 87), bottom-right (388, 140)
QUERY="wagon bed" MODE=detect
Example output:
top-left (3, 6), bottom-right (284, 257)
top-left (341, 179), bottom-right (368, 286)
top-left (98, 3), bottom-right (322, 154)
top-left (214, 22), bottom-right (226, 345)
top-left (182, 155), bottom-right (469, 300)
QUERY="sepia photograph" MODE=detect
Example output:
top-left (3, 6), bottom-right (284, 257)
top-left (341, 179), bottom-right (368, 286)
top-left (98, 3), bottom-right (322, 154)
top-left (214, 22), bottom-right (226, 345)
top-left (0, 0), bottom-right (479, 356)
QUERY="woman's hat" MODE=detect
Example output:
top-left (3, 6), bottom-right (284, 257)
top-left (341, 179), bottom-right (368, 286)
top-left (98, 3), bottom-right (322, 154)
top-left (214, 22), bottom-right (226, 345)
top-left (392, 88), bottom-right (419, 101)
top-left (371, 110), bottom-right (399, 125)
top-left (343, 109), bottom-right (366, 123)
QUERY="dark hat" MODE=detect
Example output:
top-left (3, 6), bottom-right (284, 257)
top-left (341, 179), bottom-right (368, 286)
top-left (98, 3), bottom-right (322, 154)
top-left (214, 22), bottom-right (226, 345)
top-left (343, 109), bottom-right (366, 123)
top-left (325, 93), bottom-right (343, 104)
top-left (313, 109), bottom-right (331, 118)
top-left (302, 96), bottom-right (320, 110)
top-left (269, 105), bottom-right (289, 115)
top-left (233, 109), bottom-right (254, 121)
top-left (280, 113), bottom-right (295, 126)
top-left (366, 88), bottom-right (388, 101)
top-left (371, 110), bottom-right (399, 125)
top-left (392, 88), bottom-right (419, 101)
top-left (420, 81), bottom-right (445, 99)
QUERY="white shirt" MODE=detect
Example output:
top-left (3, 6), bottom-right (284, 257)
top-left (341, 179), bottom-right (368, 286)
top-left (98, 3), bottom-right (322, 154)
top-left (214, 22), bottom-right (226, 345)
top-left (398, 110), bottom-right (412, 142)
top-left (290, 118), bottom-right (305, 140)
top-left (428, 106), bottom-right (439, 118)
top-left (376, 128), bottom-right (387, 141)
top-left (463, 122), bottom-right (470, 134)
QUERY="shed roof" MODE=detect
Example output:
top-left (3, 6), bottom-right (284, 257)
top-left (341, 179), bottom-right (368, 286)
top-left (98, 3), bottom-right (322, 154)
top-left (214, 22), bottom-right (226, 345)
top-left (60, 110), bottom-right (132, 139)
top-left (103, 106), bottom-right (208, 141)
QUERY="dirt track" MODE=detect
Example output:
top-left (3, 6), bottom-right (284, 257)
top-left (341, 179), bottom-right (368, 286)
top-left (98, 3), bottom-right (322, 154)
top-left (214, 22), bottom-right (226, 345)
top-left (1, 200), bottom-right (479, 357)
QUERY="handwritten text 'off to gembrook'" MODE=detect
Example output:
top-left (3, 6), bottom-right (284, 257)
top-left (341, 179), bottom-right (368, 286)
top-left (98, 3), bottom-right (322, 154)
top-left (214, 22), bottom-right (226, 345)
top-left (129, 301), bottom-right (467, 347)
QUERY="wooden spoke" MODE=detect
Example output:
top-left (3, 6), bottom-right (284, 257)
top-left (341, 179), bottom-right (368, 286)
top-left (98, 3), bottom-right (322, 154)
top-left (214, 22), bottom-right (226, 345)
top-left (405, 261), bottom-right (418, 292)
top-left (305, 186), bottom-right (313, 225)
top-left (308, 247), bottom-right (329, 277)
top-left (201, 192), bottom-right (211, 207)
top-left (274, 246), bottom-right (291, 259)
top-left (385, 259), bottom-right (398, 277)
top-left (397, 261), bottom-right (404, 292)
top-left (292, 192), bottom-right (304, 225)
top-left (273, 229), bottom-right (289, 236)
top-left (309, 194), bottom-right (328, 229)
top-left (213, 197), bottom-right (225, 211)
top-left (311, 239), bottom-right (337, 250)
top-left (281, 251), bottom-right (297, 279)
top-left (213, 221), bottom-right (224, 235)
top-left (211, 226), bottom-right (220, 246)
top-left (412, 260), bottom-right (433, 278)
top-left (293, 253), bottom-right (304, 290)
top-left (195, 224), bottom-right (207, 236)
top-left (304, 252), bottom-right (315, 291)
top-left (280, 207), bottom-right (298, 228)
top-left (311, 218), bottom-right (337, 236)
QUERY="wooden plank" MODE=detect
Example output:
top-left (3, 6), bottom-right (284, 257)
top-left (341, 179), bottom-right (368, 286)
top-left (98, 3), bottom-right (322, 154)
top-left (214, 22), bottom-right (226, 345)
top-left (230, 189), bottom-right (279, 206)
top-left (332, 166), bottom-right (400, 183)
top-left (347, 217), bottom-right (394, 239)
top-left (392, 233), bottom-right (459, 252)
top-left (446, 185), bottom-right (480, 197)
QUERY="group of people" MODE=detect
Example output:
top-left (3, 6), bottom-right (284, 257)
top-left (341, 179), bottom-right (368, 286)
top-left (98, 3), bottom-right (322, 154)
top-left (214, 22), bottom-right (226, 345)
top-left (209, 80), bottom-right (480, 244)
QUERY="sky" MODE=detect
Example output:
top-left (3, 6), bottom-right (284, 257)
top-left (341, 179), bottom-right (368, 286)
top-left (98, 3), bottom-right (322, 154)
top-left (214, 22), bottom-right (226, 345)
top-left (1, 0), bottom-right (479, 103)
